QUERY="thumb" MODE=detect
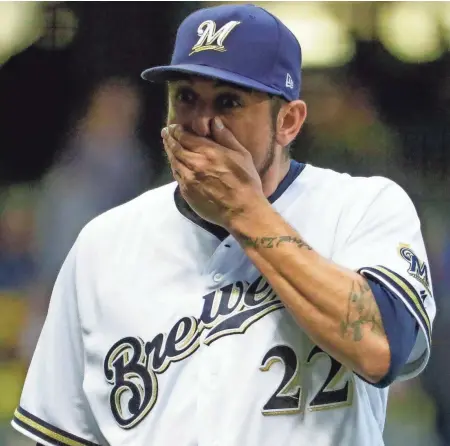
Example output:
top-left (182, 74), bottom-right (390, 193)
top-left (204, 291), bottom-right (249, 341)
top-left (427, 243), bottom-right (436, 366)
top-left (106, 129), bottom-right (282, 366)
top-left (211, 117), bottom-right (246, 153)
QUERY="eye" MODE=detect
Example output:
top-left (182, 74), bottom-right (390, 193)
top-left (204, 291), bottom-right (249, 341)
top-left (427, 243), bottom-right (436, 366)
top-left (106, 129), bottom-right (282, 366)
top-left (175, 87), bottom-right (197, 105)
top-left (215, 93), bottom-right (242, 112)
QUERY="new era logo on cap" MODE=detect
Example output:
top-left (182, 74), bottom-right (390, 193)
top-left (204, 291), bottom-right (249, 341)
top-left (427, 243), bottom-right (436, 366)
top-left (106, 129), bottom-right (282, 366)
top-left (286, 73), bottom-right (294, 89)
top-left (141, 4), bottom-right (302, 102)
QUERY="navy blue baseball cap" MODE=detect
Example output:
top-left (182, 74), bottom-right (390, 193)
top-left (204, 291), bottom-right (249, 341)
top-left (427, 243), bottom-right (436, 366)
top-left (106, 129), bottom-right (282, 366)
top-left (141, 4), bottom-right (302, 101)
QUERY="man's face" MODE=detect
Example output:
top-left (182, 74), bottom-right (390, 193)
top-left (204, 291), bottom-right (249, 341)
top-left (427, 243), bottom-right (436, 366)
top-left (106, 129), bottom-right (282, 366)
top-left (166, 76), bottom-right (277, 177)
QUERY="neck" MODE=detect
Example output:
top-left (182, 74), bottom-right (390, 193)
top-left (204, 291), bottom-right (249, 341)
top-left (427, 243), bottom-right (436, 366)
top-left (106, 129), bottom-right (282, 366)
top-left (260, 154), bottom-right (291, 198)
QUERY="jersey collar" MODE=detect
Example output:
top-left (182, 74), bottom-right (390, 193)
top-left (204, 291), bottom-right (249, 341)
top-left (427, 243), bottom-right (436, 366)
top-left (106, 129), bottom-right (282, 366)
top-left (174, 160), bottom-right (305, 241)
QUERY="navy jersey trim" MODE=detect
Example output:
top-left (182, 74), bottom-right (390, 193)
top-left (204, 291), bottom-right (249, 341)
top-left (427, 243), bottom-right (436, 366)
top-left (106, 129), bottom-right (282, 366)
top-left (174, 185), bottom-right (229, 241)
top-left (359, 266), bottom-right (431, 346)
top-left (364, 278), bottom-right (419, 388)
top-left (12, 406), bottom-right (100, 446)
top-left (267, 160), bottom-right (305, 203)
top-left (174, 160), bottom-right (305, 240)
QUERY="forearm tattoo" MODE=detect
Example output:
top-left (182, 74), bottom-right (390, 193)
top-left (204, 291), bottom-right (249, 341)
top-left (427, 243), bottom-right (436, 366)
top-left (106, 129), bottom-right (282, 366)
top-left (340, 280), bottom-right (385, 342)
top-left (241, 236), bottom-right (312, 250)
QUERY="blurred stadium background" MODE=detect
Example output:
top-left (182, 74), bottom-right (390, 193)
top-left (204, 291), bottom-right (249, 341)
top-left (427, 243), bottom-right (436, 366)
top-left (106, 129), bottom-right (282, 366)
top-left (0, 1), bottom-right (449, 445)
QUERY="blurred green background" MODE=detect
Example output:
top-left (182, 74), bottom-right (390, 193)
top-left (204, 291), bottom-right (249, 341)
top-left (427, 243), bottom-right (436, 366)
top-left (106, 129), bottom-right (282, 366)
top-left (0, 2), bottom-right (449, 445)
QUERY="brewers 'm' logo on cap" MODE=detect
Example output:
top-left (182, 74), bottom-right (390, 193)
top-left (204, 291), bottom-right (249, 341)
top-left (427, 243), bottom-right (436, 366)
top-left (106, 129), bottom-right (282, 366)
top-left (190, 20), bottom-right (241, 56)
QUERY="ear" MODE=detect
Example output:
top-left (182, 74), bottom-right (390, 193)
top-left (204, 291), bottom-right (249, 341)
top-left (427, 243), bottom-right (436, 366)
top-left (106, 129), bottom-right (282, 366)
top-left (275, 100), bottom-right (307, 148)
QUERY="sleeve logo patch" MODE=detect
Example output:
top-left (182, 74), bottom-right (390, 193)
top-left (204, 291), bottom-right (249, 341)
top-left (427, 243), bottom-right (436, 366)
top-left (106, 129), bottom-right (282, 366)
top-left (398, 244), bottom-right (431, 297)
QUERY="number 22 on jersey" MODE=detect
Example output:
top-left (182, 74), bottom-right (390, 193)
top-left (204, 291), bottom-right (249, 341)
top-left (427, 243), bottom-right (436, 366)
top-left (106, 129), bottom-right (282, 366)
top-left (260, 345), bottom-right (354, 415)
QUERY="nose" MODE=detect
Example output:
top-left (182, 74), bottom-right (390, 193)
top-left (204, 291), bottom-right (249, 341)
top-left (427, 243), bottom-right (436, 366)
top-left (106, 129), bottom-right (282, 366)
top-left (186, 105), bottom-right (215, 138)
top-left (191, 114), bottom-right (213, 138)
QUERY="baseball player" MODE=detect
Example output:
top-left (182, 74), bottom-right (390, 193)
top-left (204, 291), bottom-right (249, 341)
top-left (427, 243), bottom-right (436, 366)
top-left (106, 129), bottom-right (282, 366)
top-left (12, 4), bottom-right (435, 446)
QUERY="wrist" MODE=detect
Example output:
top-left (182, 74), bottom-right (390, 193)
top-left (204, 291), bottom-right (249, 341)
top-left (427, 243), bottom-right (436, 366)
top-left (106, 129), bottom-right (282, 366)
top-left (227, 196), bottom-right (273, 236)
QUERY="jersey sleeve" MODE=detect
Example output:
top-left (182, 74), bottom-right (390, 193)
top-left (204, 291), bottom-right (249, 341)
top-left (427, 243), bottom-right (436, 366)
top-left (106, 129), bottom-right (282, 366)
top-left (11, 238), bottom-right (101, 446)
top-left (331, 178), bottom-right (436, 381)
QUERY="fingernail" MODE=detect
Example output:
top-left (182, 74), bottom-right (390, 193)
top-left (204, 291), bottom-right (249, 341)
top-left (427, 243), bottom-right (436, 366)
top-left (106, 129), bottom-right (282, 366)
top-left (161, 127), bottom-right (168, 138)
top-left (214, 117), bottom-right (223, 130)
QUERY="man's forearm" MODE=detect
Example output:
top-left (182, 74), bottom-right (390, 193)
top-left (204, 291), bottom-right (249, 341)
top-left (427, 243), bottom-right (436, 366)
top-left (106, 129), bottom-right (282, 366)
top-left (229, 202), bottom-right (391, 383)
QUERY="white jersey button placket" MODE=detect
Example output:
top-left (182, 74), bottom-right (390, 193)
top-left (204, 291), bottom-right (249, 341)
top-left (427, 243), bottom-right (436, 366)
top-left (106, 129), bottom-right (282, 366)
top-left (198, 345), bottom-right (221, 446)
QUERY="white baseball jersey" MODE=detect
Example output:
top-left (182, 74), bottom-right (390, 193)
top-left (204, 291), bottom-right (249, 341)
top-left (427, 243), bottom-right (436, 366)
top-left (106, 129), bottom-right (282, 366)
top-left (12, 163), bottom-right (435, 446)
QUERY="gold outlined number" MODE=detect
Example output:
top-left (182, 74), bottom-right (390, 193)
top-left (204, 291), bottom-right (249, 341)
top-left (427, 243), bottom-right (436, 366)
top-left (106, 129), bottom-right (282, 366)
top-left (260, 345), bottom-right (302, 415)
top-left (306, 346), bottom-right (353, 411)
top-left (260, 345), bottom-right (353, 416)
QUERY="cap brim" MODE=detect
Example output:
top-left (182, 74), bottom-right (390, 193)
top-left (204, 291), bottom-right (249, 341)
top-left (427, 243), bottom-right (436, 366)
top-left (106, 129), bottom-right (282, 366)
top-left (141, 64), bottom-right (283, 97)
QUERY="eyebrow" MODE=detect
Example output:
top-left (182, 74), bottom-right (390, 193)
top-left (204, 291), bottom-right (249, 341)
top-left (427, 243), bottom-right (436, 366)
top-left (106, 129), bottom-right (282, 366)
top-left (212, 80), bottom-right (252, 93)
top-left (170, 76), bottom-right (253, 94)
